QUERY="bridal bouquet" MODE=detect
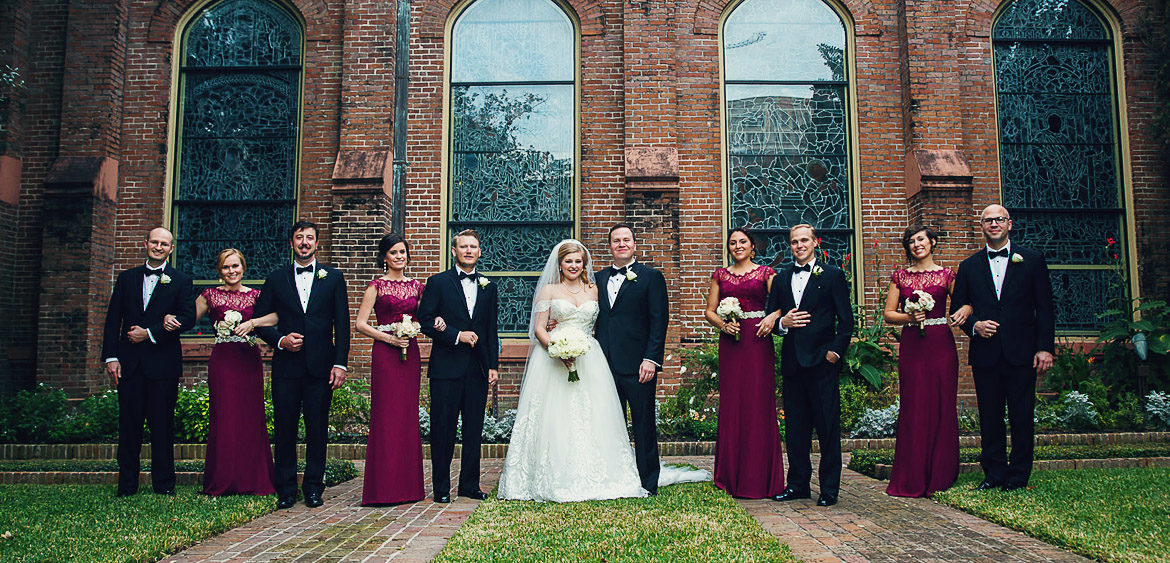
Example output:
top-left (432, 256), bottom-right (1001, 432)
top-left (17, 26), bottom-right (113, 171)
top-left (388, 314), bottom-right (422, 361)
top-left (214, 310), bottom-right (256, 346)
top-left (548, 326), bottom-right (590, 382)
top-left (716, 296), bottom-right (744, 341)
top-left (903, 290), bottom-right (935, 337)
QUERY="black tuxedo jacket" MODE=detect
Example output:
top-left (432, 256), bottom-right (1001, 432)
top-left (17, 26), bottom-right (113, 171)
top-left (101, 264), bottom-right (196, 379)
top-left (766, 262), bottom-right (854, 369)
top-left (594, 262), bottom-right (669, 376)
top-left (950, 244), bottom-right (1055, 368)
top-left (417, 268), bottom-right (499, 380)
top-left (255, 263), bottom-right (350, 378)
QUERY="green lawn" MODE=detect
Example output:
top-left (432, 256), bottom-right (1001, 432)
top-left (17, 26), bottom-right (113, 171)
top-left (435, 481), bottom-right (795, 562)
top-left (933, 467), bottom-right (1170, 562)
top-left (0, 485), bottom-right (274, 562)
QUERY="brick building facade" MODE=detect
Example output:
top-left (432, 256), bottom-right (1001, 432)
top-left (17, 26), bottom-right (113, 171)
top-left (0, 0), bottom-right (1166, 405)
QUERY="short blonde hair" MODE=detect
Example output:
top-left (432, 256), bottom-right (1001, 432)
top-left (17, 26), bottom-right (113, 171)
top-left (215, 248), bottom-right (246, 275)
top-left (789, 224), bottom-right (816, 240)
top-left (452, 229), bottom-right (480, 246)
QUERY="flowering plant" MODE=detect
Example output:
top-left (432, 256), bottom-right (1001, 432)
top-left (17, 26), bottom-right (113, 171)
top-left (547, 326), bottom-right (591, 382)
top-left (388, 314), bottom-right (422, 361)
top-left (716, 297), bottom-right (744, 341)
top-left (903, 289), bottom-right (935, 337)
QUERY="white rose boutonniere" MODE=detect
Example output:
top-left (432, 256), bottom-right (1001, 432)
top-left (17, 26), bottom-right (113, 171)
top-left (477, 276), bottom-right (491, 289)
top-left (317, 268), bottom-right (328, 279)
top-left (811, 265), bottom-right (824, 277)
top-left (159, 273), bottom-right (171, 284)
top-left (625, 269), bottom-right (638, 282)
top-left (1011, 253), bottom-right (1024, 263)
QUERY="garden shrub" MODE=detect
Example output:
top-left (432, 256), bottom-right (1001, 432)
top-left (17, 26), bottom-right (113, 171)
top-left (1059, 391), bottom-right (1101, 431)
top-left (1147, 391), bottom-right (1170, 430)
top-left (850, 402), bottom-right (899, 438)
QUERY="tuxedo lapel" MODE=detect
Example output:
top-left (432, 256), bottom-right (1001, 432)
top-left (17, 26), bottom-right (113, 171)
top-left (448, 269), bottom-right (473, 323)
top-left (976, 253), bottom-right (998, 301)
top-left (305, 265), bottom-right (327, 313)
top-left (610, 265), bottom-right (636, 310)
top-left (777, 269), bottom-right (795, 312)
top-left (596, 268), bottom-right (612, 313)
top-left (142, 265), bottom-right (168, 313)
top-left (1001, 254), bottom-right (1022, 299)
top-left (284, 264), bottom-right (300, 312)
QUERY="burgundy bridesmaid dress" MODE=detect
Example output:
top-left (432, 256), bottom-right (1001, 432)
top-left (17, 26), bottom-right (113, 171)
top-left (361, 278), bottom-right (426, 505)
top-left (713, 266), bottom-right (785, 499)
top-left (886, 268), bottom-right (960, 497)
top-left (202, 287), bottom-right (275, 496)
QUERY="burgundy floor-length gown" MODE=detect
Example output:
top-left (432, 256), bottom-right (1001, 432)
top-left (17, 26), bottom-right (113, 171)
top-left (713, 266), bottom-right (785, 499)
top-left (202, 287), bottom-right (275, 496)
top-left (362, 278), bottom-right (426, 505)
top-left (886, 268), bottom-right (960, 497)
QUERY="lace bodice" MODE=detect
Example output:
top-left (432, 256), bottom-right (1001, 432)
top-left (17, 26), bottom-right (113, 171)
top-left (369, 278), bottom-right (425, 325)
top-left (536, 299), bottom-right (599, 334)
top-left (203, 287), bottom-right (259, 323)
top-left (892, 268), bottom-right (955, 319)
top-left (713, 266), bottom-right (776, 312)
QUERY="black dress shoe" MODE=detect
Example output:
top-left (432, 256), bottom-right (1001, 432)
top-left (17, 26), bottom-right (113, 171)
top-left (771, 488), bottom-right (811, 502)
top-left (1001, 483), bottom-right (1027, 492)
top-left (276, 496), bottom-right (297, 509)
top-left (434, 494), bottom-right (451, 503)
top-left (304, 493), bottom-right (324, 508)
top-left (972, 481), bottom-right (999, 492)
top-left (816, 493), bottom-right (838, 507)
top-left (459, 490), bottom-right (489, 500)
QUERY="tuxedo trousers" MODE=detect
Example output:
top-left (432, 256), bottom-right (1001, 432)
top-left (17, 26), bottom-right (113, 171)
top-left (973, 360), bottom-right (1036, 487)
top-left (271, 375), bottom-right (333, 498)
top-left (782, 360), bottom-right (842, 498)
top-left (429, 366), bottom-right (488, 496)
top-left (116, 369), bottom-right (179, 494)
top-left (614, 373), bottom-right (660, 494)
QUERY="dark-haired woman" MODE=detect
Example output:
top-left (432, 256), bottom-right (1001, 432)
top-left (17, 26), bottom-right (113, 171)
top-left (356, 234), bottom-right (439, 505)
top-left (882, 226), bottom-right (971, 497)
top-left (703, 228), bottom-right (785, 498)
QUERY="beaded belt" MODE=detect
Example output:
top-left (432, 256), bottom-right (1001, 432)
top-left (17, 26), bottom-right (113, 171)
top-left (921, 318), bottom-right (948, 327)
top-left (214, 335), bottom-right (252, 344)
top-left (375, 324), bottom-right (395, 332)
top-left (741, 310), bottom-right (765, 319)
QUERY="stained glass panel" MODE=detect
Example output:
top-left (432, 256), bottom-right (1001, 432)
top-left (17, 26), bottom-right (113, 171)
top-left (751, 230), bottom-right (851, 273)
top-left (723, 0), bottom-right (846, 82)
top-left (993, 0), bottom-right (1125, 332)
top-left (174, 0), bottom-right (302, 295)
top-left (449, 0), bottom-right (576, 335)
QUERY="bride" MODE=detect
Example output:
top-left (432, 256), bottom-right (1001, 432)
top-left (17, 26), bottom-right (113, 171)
top-left (497, 240), bottom-right (706, 502)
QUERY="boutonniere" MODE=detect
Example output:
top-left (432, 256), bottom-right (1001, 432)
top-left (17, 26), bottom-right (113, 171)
top-left (317, 269), bottom-right (328, 279)
top-left (625, 270), bottom-right (638, 282)
top-left (159, 273), bottom-right (171, 284)
top-left (811, 265), bottom-right (824, 277)
top-left (1011, 253), bottom-right (1024, 264)
top-left (477, 276), bottom-right (490, 289)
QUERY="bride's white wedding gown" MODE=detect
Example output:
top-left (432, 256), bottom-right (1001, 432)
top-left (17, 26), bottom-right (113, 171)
top-left (498, 298), bottom-right (706, 502)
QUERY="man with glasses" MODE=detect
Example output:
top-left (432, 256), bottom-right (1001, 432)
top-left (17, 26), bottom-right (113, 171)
top-left (951, 204), bottom-right (1055, 492)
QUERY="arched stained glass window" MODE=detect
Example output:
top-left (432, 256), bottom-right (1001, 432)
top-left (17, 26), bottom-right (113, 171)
top-left (172, 0), bottom-right (302, 282)
top-left (993, 0), bottom-right (1126, 332)
top-left (722, 0), bottom-right (852, 268)
top-left (448, 0), bottom-right (577, 335)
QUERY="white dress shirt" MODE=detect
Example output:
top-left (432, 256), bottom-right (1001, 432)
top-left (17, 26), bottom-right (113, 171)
top-left (987, 243), bottom-right (1010, 299)
top-left (607, 259), bottom-right (635, 305)
top-left (775, 259), bottom-right (816, 337)
top-left (456, 269), bottom-right (479, 346)
top-left (294, 260), bottom-right (317, 312)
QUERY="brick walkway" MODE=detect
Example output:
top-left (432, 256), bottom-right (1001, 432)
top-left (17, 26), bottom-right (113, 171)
top-left (165, 456), bottom-right (1086, 562)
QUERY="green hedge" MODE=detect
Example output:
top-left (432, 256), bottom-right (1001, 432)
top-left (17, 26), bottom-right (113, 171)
top-left (0, 459), bottom-right (359, 487)
top-left (848, 442), bottom-right (1170, 478)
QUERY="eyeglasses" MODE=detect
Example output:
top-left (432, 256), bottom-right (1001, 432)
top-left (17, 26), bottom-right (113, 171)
top-left (981, 217), bottom-right (1009, 225)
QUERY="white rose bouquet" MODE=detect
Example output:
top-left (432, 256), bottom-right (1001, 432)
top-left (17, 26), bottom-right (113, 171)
top-left (548, 326), bottom-right (591, 382)
top-left (388, 314), bottom-right (422, 361)
top-left (903, 290), bottom-right (935, 337)
top-left (214, 310), bottom-right (256, 346)
top-left (716, 296), bottom-right (745, 341)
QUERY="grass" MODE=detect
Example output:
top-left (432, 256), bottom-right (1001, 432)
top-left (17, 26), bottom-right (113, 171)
top-left (0, 485), bottom-right (274, 562)
top-left (0, 459), bottom-right (359, 487)
top-left (848, 442), bottom-right (1170, 477)
top-left (933, 468), bottom-right (1170, 562)
top-left (434, 481), bottom-right (796, 562)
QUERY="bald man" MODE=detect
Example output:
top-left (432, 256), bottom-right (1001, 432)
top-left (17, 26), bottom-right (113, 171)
top-left (102, 228), bottom-right (196, 497)
top-left (950, 205), bottom-right (1054, 492)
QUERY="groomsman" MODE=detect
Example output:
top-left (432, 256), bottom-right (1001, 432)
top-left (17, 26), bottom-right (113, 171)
top-left (594, 224), bottom-right (668, 495)
top-left (766, 224), bottom-right (853, 507)
top-left (254, 220), bottom-right (350, 509)
top-left (102, 227), bottom-right (196, 497)
top-left (417, 229), bottom-right (499, 503)
top-left (951, 204), bottom-right (1054, 491)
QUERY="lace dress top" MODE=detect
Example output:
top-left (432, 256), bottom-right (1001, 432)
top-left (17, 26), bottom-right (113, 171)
top-left (369, 278), bottom-right (425, 325)
top-left (713, 266), bottom-right (776, 313)
top-left (203, 287), bottom-right (259, 324)
top-left (891, 268), bottom-right (955, 319)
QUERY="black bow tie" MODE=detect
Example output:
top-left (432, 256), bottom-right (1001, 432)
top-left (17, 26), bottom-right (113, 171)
top-left (144, 268), bottom-right (163, 278)
top-left (458, 271), bottom-right (478, 281)
top-left (612, 266), bottom-right (628, 276)
top-left (295, 265), bottom-right (314, 275)
top-left (792, 263), bottom-right (811, 273)
top-left (988, 249), bottom-right (1009, 259)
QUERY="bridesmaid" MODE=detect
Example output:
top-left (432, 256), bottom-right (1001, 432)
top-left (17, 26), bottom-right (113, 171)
top-left (883, 225), bottom-right (970, 497)
top-left (703, 228), bottom-right (785, 499)
top-left (356, 233), bottom-right (433, 505)
top-left (168, 248), bottom-right (278, 495)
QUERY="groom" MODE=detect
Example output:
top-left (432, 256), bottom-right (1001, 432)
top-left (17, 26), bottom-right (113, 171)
top-left (417, 229), bottom-right (499, 503)
top-left (594, 224), bottom-right (668, 495)
top-left (951, 204), bottom-right (1054, 491)
top-left (254, 220), bottom-right (350, 509)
